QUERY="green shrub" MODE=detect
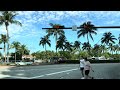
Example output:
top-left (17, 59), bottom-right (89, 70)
top-left (58, 60), bottom-right (120, 64)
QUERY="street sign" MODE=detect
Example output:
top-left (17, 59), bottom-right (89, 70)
top-left (72, 25), bottom-right (77, 31)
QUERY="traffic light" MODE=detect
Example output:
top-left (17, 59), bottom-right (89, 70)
top-left (59, 25), bottom-right (65, 29)
top-left (54, 25), bottom-right (65, 29)
top-left (0, 47), bottom-right (2, 49)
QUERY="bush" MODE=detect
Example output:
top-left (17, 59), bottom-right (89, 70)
top-left (58, 59), bottom-right (120, 64)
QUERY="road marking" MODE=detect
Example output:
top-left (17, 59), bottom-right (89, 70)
top-left (9, 76), bottom-right (30, 79)
top-left (29, 75), bottom-right (45, 79)
top-left (29, 68), bottom-right (78, 79)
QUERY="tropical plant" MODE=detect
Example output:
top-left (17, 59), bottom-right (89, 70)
top-left (113, 44), bottom-right (119, 54)
top-left (46, 23), bottom-right (65, 54)
top-left (0, 11), bottom-right (22, 62)
top-left (118, 34), bottom-right (120, 45)
top-left (100, 44), bottom-right (106, 54)
top-left (0, 34), bottom-right (8, 62)
top-left (82, 42), bottom-right (91, 52)
top-left (11, 41), bottom-right (21, 62)
top-left (108, 43), bottom-right (114, 55)
top-left (18, 44), bottom-right (30, 60)
top-left (39, 35), bottom-right (51, 59)
top-left (56, 34), bottom-right (67, 52)
top-left (101, 32), bottom-right (117, 46)
top-left (93, 44), bottom-right (101, 57)
top-left (77, 21), bottom-right (97, 43)
top-left (73, 41), bottom-right (81, 58)
top-left (64, 41), bottom-right (73, 52)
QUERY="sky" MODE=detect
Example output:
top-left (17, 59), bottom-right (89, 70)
top-left (0, 11), bottom-right (120, 54)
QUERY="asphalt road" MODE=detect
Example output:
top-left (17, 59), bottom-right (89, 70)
top-left (0, 63), bottom-right (120, 79)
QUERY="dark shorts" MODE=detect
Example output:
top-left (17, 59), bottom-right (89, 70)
top-left (85, 70), bottom-right (90, 75)
top-left (80, 67), bottom-right (84, 71)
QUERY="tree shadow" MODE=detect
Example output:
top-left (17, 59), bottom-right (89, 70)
top-left (0, 66), bottom-right (31, 79)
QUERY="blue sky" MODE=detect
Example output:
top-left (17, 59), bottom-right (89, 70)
top-left (0, 11), bottom-right (120, 54)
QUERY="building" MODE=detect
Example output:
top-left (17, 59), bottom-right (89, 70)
top-left (22, 55), bottom-right (36, 60)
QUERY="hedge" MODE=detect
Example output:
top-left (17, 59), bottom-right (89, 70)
top-left (57, 60), bottom-right (120, 64)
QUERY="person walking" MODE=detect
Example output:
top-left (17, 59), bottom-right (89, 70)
top-left (79, 56), bottom-right (85, 78)
top-left (84, 57), bottom-right (94, 79)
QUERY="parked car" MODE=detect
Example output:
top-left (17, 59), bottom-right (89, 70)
top-left (15, 61), bottom-right (33, 65)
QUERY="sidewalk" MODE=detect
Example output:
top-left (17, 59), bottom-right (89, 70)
top-left (0, 65), bottom-right (15, 69)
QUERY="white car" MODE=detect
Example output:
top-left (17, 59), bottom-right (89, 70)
top-left (15, 61), bottom-right (33, 65)
top-left (15, 61), bottom-right (27, 65)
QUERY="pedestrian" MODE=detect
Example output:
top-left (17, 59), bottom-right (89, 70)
top-left (79, 56), bottom-right (85, 78)
top-left (84, 57), bottom-right (94, 79)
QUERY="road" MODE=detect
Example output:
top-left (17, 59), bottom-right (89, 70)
top-left (0, 63), bottom-right (120, 79)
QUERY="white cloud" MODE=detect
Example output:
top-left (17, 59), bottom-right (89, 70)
top-left (1, 11), bottom-right (120, 43)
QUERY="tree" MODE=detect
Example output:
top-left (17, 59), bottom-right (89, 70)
top-left (101, 32), bottom-right (117, 46)
top-left (82, 42), bottom-right (91, 54)
top-left (118, 34), bottom-right (120, 45)
top-left (108, 43), bottom-right (114, 55)
top-left (39, 35), bottom-right (51, 59)
top-left (56, 35), bottom-right (67, 52)
top-left (93, 44), bottom-right (101, 57)
top-left (113, 44), bottom-right (119, 54)
top-left (64, 41), bottom-right (73, 52)
top-left (0, 11), bottom-right (22, 63)
top-left (17, 44), bottom-right (30, 60)
top-left (100, 44), bottom-right (106, 54)
top-left (0, 34), bottom-right (8, 62)
top-left (77, 21), bottom-right (97, 43)
top-left (73, 41), bottom-right (81, 59)
top-left (11, 41), bottom-right (21, 62)
top-left (46, 23), bottom-right (65, 54)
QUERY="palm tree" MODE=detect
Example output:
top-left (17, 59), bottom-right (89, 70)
top-left (118, 34), bottom-right (120, 46)
top-left (64, 41), bottom-right (73, 52)
top-left (108, 43), bottom-right (114, 55)
top-left (77, 21), bottom-right (97, 43)
top-left (82, 42), bottom-right (91, 54)
top-left (100, 44), bottom-right (106, 54)
top-left (73, 41), bottom-right (81, 59)
top-left (0, 11), bottom-right (22, 63)
top-left (19, 44), bottom-right (29, 60)
top-left (101, 32), bottom-right (117, 46)
top-left (93, 44), bottom-right (100, 57)
top-left (0, 34), bottom-right (8, 62)
top-left (39, 35), bottom-right (51, 59)
top-left (56, 35), bottom-right (67, 52)
top-left (46, 23), bottom-right (65, 54)
top-left (11, 41), bottom-right (21, 62)
top-left (114, 44), bottom-right (119, 54)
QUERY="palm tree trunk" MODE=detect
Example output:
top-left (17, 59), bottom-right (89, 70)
top-left (15, 49), bottom-right (16, 62)
top-left (87, 34), bottom-right (89, 43)
top-left (6, 25), bottom-right (9, 63)
top-left (4, 42), bottom-right (6, 63)
top-left (55, 32), bottom-right (58, 55)
top-left (45, 44), bottom-right (47, 60)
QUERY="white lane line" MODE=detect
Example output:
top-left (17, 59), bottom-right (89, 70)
top-left (9, 76), bottom-right (30, 79)
top-left (29, 68), bottom-right (78, 79)
top-left (28, 75), bottom-right (45, 79)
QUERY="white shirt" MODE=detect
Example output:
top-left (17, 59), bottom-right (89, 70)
top-left (80, 59), bottom-right (85, 68)
top-left (84, 61), bottom-right (91, 70)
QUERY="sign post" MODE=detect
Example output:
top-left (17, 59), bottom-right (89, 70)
top-left (72, 25), bottom-right (77, 31)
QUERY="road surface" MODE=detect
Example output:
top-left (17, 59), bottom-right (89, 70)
top-left (0, 63), bottom-right (120, 79)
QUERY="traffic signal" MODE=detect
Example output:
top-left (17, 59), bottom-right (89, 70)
top-left (54, 25), bottom-right (65, 29)
top-left (0, 47), bottom-right (2, 49)
top-left (59, 25), bottom-right (65, 29)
